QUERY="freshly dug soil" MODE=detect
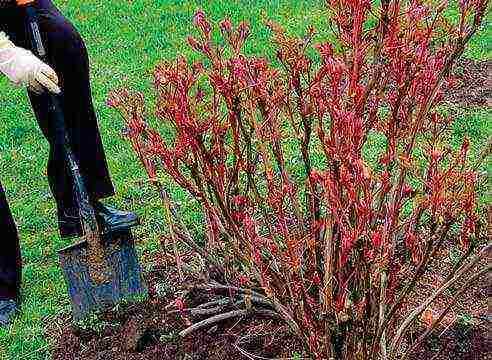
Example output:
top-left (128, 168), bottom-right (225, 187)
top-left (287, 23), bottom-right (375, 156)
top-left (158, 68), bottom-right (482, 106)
top-left (48, 262), bottom-right (489, 360)
top-left (410, 322), bottom-right (491, 360)
top-left (49, 267), bottom-right (303, 360)
top-left (50, 298), bottom-right (299, 360)
top-left (444, 59), bottom-right (492, 107)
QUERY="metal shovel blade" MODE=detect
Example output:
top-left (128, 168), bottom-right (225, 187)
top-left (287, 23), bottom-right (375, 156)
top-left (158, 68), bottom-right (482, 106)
top-left (58, 229), bottom-right (147, 322)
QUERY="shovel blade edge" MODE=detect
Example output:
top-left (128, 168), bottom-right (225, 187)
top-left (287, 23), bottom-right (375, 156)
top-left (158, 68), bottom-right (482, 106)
top-left (58, 230), bottom-right (147, 322)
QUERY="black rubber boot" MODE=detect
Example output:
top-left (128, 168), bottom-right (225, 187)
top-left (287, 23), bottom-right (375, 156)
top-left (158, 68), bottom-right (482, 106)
top-left (58, 207), bottom-right (83, 238)
top-left (58, 202), bottom-right (139, 238)
top-left (92, 201), bottom-right (140, 234)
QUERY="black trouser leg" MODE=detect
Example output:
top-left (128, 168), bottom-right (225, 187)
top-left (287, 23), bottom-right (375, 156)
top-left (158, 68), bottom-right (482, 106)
top-left (0, 0), bottom-right (115, 233)
top-left (0, 183), bottom-right (21, 301)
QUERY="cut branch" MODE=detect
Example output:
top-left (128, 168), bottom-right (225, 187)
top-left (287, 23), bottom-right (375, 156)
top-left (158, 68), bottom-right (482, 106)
top-left (179, 309), bottom-right (280, 338)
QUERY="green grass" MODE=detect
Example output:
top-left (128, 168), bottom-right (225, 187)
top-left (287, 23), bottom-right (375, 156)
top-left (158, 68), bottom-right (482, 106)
top-left (0, 1), bottom-right (489, 359)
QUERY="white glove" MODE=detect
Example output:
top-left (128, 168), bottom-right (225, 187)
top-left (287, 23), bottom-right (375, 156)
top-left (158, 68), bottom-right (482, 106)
top-left (0, 32), bottom-right (60, 94)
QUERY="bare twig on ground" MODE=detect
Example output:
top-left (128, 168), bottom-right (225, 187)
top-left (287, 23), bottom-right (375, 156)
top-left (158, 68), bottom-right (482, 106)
top-left (179, 309), bottom-right (279, 338)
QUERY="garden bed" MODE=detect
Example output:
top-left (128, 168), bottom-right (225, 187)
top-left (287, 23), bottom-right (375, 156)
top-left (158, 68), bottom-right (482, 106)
top-left (48, 258), bottom-right (489, 360)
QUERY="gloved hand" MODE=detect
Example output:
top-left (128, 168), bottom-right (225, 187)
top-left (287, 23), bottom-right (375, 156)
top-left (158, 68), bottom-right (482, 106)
top-left (0, 32), bottom-right (60, 94)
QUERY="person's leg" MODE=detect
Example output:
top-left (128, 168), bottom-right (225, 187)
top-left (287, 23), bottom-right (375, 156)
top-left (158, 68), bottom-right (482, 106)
top-left (1, 2), bottom-right (137, 236)
top-left (0, 183), bottom-right (22, 328)
top-left (0, 9), bottom-right (26, 328)
top-left (1, 3), bottom-right (115, 211)
top-left (0, 182), bottom-right (22, 302)
top-left (30, 0), bottom-right (115, 213)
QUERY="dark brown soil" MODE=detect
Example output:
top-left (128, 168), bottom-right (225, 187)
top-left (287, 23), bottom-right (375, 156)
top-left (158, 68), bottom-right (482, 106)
top-left (443, 59), bottom-right (492, 107)
top-left (50, 299), bottom-right (299, 360)
top-left (48, 267), bottom-right (302, 360)
top-left (410, 322), bottom-right (491, 360)
top-left (48, 259), bottom-right (489, 360)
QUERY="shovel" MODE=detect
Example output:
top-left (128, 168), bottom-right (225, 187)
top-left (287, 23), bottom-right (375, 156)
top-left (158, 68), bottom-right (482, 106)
top-left (19, 0), bottom-right (148, 321)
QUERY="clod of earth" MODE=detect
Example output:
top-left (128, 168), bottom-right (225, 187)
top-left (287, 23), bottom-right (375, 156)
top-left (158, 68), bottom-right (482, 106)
top-left (124, 313), bottom-right (152, 352)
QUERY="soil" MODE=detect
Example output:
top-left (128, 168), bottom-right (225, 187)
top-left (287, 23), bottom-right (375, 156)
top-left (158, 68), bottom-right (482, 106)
top-left (410, 323), bottom-right (491, 360)
top-left (48, 253), bottom-right (489, 360)
top-left (443, 59), bottom-right (492, 107)
top-left (49, 267), bottom-right (303, 360)
top-left (50, 298), bottom-right (299, 360)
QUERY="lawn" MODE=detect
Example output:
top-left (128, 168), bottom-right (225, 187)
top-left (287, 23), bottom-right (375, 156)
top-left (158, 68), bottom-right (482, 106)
top-left (0, 1), bottom-right (490, 359)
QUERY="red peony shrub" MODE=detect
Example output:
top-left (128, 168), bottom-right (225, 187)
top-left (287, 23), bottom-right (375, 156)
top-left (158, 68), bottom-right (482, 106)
top-left (109, 1), bottom-right (489, 358)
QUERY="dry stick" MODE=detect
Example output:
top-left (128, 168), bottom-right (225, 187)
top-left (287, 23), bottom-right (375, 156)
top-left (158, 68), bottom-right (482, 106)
top-left (191, 283), bottom-right (267, 299)
top-left (322, 214), bottom-right (335, 359)
top-left (322, 216), bottom-right (334, 309)
top-left (379, 272), bottom-right (388, 360)
top-left (179, 309), bottom-right (248, 337)
top-left (401, 265), bottom-right (491, 360)
top-left (197, 298), bottom-right (231, 309)
top-left (171, 299), bottom-right (243, 317)
top-left (179, 309), bottom-right (279, 338)
top-left (155, 180), bottom-right (184, 280)
top-left (389, 245), bottom-right (491, 356)
top-left (170, 305), bottom-right (234, 317)
top-left (197, 283), bottom-right (279, 313)
top-left (172, 295), bottom-right (275, 317)
top-left (191, 282), bottom-right (303, 338)
top-left (238, 294), bottom-right (275, 308)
